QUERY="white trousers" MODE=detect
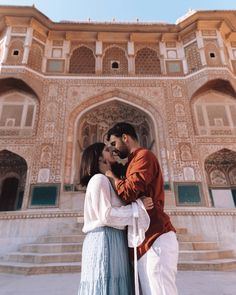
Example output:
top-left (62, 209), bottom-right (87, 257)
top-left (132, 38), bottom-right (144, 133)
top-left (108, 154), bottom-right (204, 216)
top-left (137, 231), bottom-right (179, 295)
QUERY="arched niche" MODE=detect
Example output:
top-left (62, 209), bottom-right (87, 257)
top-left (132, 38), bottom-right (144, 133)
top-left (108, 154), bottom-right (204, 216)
top-left (205, 148), bottom-right (236, 208)
top-left (0, 78), bottom-right (39, 137)
top-left (0, 150), bottom-right (27, 211)
top-left (191, 79), bottom-right (236, 136)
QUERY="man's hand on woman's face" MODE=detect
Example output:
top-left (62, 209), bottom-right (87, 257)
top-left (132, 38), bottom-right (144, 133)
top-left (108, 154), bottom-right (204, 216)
top-left (102, 146), bottom-right (116, 164)
top-left (99, 159), bottom-right (111, 175)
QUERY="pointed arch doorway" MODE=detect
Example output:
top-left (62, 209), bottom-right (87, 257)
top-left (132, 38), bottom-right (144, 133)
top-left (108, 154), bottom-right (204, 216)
top-left (205, 148), bottom-right (236, 208)
top-left (73, 99), bottom-right (156, 187)
top-left (0, 150), bottom-right (27, 211)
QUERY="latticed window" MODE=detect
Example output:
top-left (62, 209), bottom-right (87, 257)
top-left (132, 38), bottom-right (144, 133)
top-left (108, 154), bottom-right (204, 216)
top-left (102, 47), bottom-right (128, 75)
top-left (69, 46), bottom-right (95, 74)
top-left (28, 44), bottom-right (43, 72)
top-left (184, 42), bottom-right (202, 73)
top-left (135, 48), bottom-right (161, 75)
top-left (6, 39), bottom-right (24, 64)
top-left (204, 40), bottom-right (221, 66)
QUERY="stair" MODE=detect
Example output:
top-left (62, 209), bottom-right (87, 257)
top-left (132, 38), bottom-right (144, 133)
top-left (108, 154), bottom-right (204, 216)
top-left (0, 224), bottom-right (235, 274)
top-left (177, 228), bottom-right (236, 271)
top-left (0, 223), bottom-right (84, 275)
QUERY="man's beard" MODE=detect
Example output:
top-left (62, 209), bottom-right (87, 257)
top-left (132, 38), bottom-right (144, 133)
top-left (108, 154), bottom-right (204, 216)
top-left (115, 147), bottom-right (129, 159)
top-left (117, 151), bottom-right (127, 159)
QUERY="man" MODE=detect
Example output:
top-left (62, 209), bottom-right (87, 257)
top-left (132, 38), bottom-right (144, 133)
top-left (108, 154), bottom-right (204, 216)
top-left (105, 122), bottom-right (179, 295)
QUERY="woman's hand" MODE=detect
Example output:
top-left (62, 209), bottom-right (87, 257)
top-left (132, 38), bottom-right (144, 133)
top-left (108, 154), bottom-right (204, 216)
top-left (140, 196), bottom-right (154, 210)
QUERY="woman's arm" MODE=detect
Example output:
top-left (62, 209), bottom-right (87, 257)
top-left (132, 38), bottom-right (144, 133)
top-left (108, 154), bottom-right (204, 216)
top-left (90, 174), bottom-right (134, 226)
top-left (89, 174), bottom-right (151, 226)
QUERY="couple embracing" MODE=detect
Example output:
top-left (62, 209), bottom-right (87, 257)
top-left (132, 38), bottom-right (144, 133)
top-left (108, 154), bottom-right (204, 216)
top-left (78, 122), bottom-right (179, 295)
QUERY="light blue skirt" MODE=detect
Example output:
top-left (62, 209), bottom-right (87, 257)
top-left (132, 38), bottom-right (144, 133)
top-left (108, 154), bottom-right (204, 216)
top-left (78, 226), bottom-right (133, 295)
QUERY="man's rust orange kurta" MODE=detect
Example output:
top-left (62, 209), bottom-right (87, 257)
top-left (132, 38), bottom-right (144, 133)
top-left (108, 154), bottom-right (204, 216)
top-left (116, 147), bottom-right (176, 259)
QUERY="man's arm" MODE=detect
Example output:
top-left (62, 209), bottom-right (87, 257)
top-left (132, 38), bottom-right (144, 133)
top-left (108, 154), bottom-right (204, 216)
top-left (106, 150), bottom-right (158, 203)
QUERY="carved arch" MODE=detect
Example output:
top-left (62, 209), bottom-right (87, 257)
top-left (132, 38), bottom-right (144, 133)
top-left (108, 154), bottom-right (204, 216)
top-left (64, 89), bottom-right (168, 185)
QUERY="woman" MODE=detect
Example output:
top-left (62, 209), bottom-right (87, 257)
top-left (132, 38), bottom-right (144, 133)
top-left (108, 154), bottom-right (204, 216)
top-left (78, 142), bottom-right (152, 295)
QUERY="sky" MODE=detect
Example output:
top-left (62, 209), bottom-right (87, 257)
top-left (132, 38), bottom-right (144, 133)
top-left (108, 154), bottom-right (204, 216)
top-left (0, 0), bottom-right (235, 24)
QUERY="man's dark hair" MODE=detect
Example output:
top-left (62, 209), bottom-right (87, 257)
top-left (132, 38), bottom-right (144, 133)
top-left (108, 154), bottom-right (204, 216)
top-left (79, 142), bottom-right (105, 187)
top-left (107, 122), bottom-right (138, 141)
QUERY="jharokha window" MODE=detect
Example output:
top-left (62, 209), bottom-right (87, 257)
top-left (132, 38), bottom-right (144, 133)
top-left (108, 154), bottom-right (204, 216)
top-left (0, 91), bottom-right (37, 136)
top-left (193, 91), bottom-right (236, 136)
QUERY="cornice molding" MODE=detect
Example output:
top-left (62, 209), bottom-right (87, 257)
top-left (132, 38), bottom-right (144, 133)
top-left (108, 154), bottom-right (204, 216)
top-left (0, 210), bottom-right (83, 220)
top-left (0, 209), bottom-right (235, 220)
top-left (0, 65), bottom-right (235, 82)
top-left (0, 6), bottom-right (236, 34)
top-left (166, 208), bottom-right (236, 216)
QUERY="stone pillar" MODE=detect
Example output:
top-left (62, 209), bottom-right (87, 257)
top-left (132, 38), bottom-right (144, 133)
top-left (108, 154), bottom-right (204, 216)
top-left (21, 171), bottom-right (31, 210)
top-left (127, 41), bottom-right (135, 75)
top-left (22, 27), bottom-right (33, 64)
top-left (177, 41), bottom-right (188, 74)
top-left (216, 31), bottom-right (227, 65)
top-left (95, 41), bottom-right (102, 74)
top-left (196, 31), bottom-right (207, 66)
top-left (41, 57), bottom-right (47, 73)
top-left (225, 41), bottom-right (234, 71)
top-left (64, 40), bottom-right (71, 73)
top-left (2, 26), bottom-right (12, 63)
top-left (159, 41), bottom-right (166, 74)
top-left (41, 39), bottom-right (51, 73)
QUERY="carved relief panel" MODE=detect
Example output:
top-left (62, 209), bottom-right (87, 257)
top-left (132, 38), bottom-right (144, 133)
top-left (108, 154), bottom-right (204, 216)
top-left (180, 144), bottom-right (193, 161)
top-left (205, 149), bottom-right (236, 187)
top-left (77, 101), bottom-right (153, 150)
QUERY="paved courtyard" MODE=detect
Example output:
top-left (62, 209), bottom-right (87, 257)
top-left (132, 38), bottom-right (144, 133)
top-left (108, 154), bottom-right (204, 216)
top-left (0, 271), bottom-right (235, 295)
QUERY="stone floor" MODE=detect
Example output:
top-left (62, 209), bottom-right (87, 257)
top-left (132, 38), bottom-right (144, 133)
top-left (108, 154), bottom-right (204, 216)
top-left (0, 271), bottom-right (235, 295)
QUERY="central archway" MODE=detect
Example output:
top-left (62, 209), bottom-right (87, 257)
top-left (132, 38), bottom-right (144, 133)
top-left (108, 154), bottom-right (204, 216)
top-left (73, 100), bottom-right (155, 186)
top-left (64, 89), bottom-right (169, 188)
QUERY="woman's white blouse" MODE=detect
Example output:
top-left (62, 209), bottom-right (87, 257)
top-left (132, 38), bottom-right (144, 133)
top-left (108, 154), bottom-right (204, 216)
top-left (82, 174), bottom-right (149, 235)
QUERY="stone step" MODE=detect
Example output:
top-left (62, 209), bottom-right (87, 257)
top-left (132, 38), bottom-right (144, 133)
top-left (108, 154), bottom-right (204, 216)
top-left (1, 222), bottom-right (235, 274)
top-left (4, 252), bottom-right (82, 264)
top-left (177, 234), bottom-right (203, 242)
top-left (49, 223), bottom-right (84, 235)
top-left (75, 223), bottom-right (84, 229)
top-left (179, 249), bottom-right (234, 261)
top-left (178, 259), bottom-right (236, 271)
top-left (1, 258), bottom-right (235, 275)
top-left (68, 226), bottom-right (189, 236)
top-left (70, 228), bottom-right (188, 235)
top-left (71, 229), bottom-right (85, 235)
top-left (37, 235), bottom-right (85, 244)
top-left (179, 242), bottom-right (219, 251)
top-left (19, 243), bottom-right (83, 253)
top-left (0, 261), bottom-right (81, 275)
top-left (176, 228), bottom-right (188, 234)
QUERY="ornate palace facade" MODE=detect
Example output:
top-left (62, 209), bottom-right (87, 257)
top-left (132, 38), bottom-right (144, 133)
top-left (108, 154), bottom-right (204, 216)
top-left (0, 6), bottom-right (235, 257)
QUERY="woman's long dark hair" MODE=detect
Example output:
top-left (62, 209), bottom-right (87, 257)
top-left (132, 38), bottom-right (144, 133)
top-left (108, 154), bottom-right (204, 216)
top-left (79, 142), bottom-right (105, 187)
